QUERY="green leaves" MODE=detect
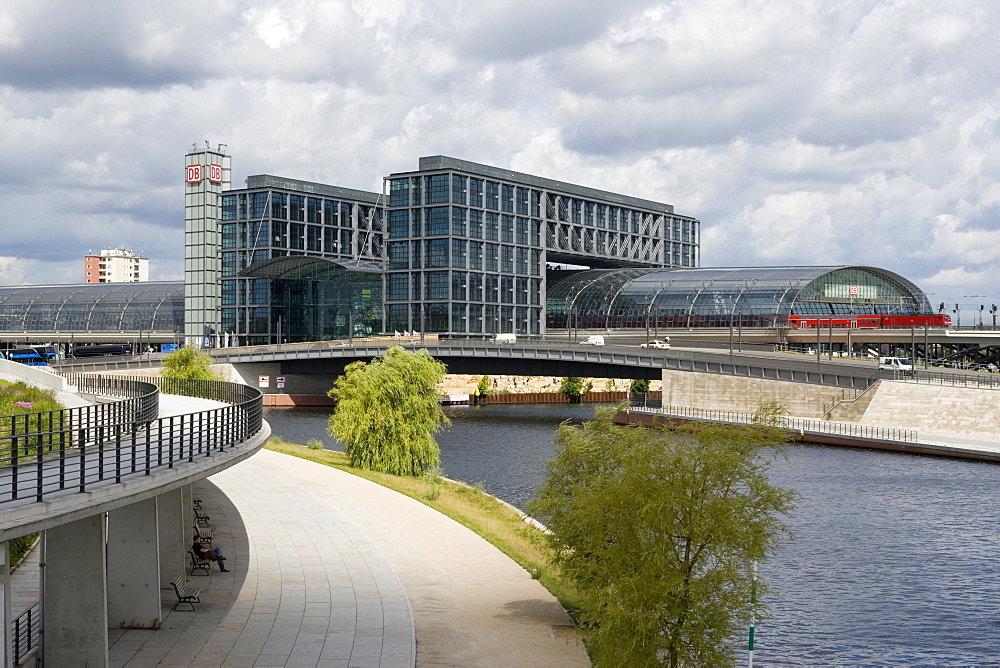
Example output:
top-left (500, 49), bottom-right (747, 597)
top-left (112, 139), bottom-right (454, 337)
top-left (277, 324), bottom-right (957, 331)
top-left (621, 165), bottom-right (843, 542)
top-left (161, 346), bottom-right (222, 380)
top-left (327, 346), bottom-right (448, 477)
top-left (528, 405), bottom-right (796, 666)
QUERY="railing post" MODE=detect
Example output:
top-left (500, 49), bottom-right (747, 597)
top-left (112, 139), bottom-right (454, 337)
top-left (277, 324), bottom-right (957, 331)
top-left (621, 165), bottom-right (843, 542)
top-left (79, 427), bottom-right (87, 493)
top-left (11, 436), bottom-right (18, 500)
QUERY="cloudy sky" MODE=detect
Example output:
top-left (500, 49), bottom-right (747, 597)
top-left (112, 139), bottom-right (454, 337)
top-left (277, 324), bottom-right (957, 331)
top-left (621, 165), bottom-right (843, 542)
top-left (1, 0), bottom-right (999, 316)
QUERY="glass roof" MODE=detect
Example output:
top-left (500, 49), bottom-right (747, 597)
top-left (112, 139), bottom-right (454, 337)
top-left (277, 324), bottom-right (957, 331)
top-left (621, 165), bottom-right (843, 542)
top-left (0, 282), bottom-right (184, 332)
top-left (547, 266), bottom-right (932, 327)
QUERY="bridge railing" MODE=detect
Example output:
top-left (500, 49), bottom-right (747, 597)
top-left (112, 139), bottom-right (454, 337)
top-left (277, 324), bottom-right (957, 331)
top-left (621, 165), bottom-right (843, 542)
top-left (628, 404), bottom-right (919, 444)
top-left (12, 601), bottom-right (39, 666)
top-left (1, 376), bottom-right (263, 505)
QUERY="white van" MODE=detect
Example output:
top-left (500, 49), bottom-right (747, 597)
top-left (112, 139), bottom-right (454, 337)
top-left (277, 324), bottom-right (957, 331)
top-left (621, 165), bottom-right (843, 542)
top-left (879, 357), bottom-right (914, 375)
top-left (580, 335), bottom-right (605, 346)
top-left (492, 333), bottom-right (517, 344)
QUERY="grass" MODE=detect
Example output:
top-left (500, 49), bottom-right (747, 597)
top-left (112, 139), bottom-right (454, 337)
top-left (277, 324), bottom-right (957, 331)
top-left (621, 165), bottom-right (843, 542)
top-left (263, 436), bottom-right (585, 621)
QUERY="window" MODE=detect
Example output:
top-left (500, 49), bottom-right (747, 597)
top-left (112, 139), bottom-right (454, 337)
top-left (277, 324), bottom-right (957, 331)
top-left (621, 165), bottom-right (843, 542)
top-left (452, 207), bottom-right (467, 236)
top-left (222, 223), bottom-right (237, 249)
top-left (222, 195), bottom-right (237, 221)
top-left (501, 184), bottom-right (514, 212)
top-left (411, 208), bottom-right (422, 237)
top-left (426, 207), bottom-right (449, 235)
top-left (516, 217), bottom-right (528, 244)
top-left (411, 240), bottom-right (422, 268)
top-left (469, 241), bottom-right (483, 270)
top-left (307, 226), bottom-right (322, 251)
top-left (411, 176), bottom-right (423, 205)
top-left (501, 215), bottom-right (514, 243)
top-left (425, 272), bottom-right (449, 300)
top-left (516, 277), bottom-right (528, 304)
top-left (425, 239), bottom-right (449, 268)
top-left (324, 228), bottom-right (339, 253)
top-left (469, 272), bottom-right (483, 301)
top-left (289, 223), bottom-right (305, 250)
top-left (272, 221), bottom-right (287, 247)
top-left (469, 210), bottom-right (483, 238)
top-left (469, 178), bottom-right (483, 207)
top-left (271, 192), bottom-right (287, 219)
top-left (485, 181), bottom-right (499, 210)
top-left (427, 174), bottom-right (449, 204)
top-left (485, 274), bottom-right (499, 302)
top-left (389, 179), bottom-right (410, 207)
top-left (452, 175), bottom-right (467, 204)
top-left (516, 187), bottom-right (529, 215)
top-left (515, 247), bottom-right (528, 274)
top-left (501, 276), bottom-right (514, 303)
top-left (501, 246), bottom-right (514, 273)
top-left (485, 212), bottom-right (499, 241)
top-left (452, 271), bottom-right (467, 300)
top-left (485, 244), bottom-right (499, 271)
top-left (451, 303), bottom-right (467, 333)
top-left (250, 192), bottom-right (269, 219)
top-left (389, 210), bottom-right (409, 238)
top-left (388, 273), bottom-right (409, 300)
top-left (307, 198), bottom-right (322, 224)
top-left (388, 242), bottom-right (409, 269)
top-left (452, 239), bottom-right (466, 268)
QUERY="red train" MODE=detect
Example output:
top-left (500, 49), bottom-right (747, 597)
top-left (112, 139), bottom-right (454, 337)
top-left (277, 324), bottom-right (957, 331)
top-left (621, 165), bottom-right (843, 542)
top-left (786, 314), bottom-right (952, 329)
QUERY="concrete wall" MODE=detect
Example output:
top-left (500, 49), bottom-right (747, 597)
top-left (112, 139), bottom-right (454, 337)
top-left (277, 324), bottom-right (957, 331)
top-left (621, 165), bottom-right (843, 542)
top-left (661, 368), bottom-right (847, 418)
top-left (0, 359), bottom-right (68, 391)
top-left (860, 381), bottom-right (1000, 439)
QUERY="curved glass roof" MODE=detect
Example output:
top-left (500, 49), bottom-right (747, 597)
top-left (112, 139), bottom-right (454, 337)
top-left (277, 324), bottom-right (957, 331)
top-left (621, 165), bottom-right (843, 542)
top-left (547, 266), bottom-right (932, 327)
top-left (0, 281), bottom-right (184, 332)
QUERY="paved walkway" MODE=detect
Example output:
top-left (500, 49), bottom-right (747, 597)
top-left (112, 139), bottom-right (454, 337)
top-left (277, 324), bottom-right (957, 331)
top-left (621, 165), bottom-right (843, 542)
top-left (106, 449), bottom-right (588, 667)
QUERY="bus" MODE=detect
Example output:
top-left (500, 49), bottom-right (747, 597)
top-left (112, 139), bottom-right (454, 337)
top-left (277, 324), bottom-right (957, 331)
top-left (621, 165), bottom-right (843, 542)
top-left (71, 343), bottom-right (133, 358)
top-left (4, 345), bottom-right (60, 366)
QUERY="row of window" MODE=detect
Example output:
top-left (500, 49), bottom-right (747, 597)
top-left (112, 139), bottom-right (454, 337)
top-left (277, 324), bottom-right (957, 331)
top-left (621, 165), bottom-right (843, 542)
top-left (387, 207), bottom-right (543, 244)
top-left (386, 271), bottom-right (542, 304)
top-left (222, 193), bottom-right (381, 229)
top-left (222, 222), bottom-right (368, 256)
top-left (387, 174), bottom-right (697, 238)
top-left (387, 241), bottom-right (541, 274)
top-left (384, 302), bottom-right (542, 335)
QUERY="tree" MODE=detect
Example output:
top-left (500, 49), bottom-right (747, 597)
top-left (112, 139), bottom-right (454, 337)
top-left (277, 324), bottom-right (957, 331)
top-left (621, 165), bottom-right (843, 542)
top-left (527, 405), bottom-right (795, 667)
top-left (161, 346), bottom-right (221, 380)
top-left (559, 376), bottom-right (593, 403)
top-left (327, 346), bottom-right (449, 476)
top-left (629, 377), bottom-right (650, 394)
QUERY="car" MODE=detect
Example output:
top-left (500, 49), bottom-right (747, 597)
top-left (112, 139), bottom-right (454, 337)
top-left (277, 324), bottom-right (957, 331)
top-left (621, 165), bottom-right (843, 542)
top-left (640, 339), bottom-right (671, 349)
top-left (580, 335), bottom-right (605, 346)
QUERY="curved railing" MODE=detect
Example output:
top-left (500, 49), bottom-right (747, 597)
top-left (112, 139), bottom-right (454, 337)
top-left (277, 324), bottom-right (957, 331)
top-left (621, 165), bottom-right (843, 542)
top-left (1, 376), bottom-right (263, 505)
top-left (5, 375), bottom-right (264, 663)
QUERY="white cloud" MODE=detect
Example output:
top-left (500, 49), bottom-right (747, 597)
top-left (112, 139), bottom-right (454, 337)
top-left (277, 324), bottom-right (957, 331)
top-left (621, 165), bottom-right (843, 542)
top-left (0, 0), bottom-right (998, 310)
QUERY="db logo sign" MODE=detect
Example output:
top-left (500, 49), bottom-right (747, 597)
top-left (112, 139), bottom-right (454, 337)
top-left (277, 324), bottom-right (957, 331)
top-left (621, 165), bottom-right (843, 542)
top-left (208, 164), bottom-right (223, 183)
top-left (185, 165), bottom-right (202, 183)
top-left (849, 285), bottom-right (859, 296)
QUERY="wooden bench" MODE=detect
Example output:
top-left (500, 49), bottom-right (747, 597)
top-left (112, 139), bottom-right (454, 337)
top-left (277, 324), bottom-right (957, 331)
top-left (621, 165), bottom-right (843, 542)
top-left (189, 550), bottom-right (212, 576)
top-left (171, 575), bottom-right (201, 611)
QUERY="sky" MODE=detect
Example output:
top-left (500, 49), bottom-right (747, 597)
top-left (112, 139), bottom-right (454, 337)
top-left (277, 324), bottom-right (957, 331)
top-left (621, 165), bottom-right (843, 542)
top-left (1, 0), bottom-right (999, 318)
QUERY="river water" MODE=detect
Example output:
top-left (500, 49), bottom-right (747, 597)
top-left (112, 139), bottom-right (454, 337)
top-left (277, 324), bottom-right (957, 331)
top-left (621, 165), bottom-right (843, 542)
top-left (263, 404), bottom-right (1000, 665)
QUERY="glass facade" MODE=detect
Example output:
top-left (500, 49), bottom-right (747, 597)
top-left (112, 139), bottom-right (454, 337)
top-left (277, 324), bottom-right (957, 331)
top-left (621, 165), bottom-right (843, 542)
top-left (0, 282), bottom-right (184, 332)
top-left (219, 176), bottom-right (384, 345)
top-left (547, 266), bottom-right (934, 328)
top-left (383, 156), bottom-right (699, 336)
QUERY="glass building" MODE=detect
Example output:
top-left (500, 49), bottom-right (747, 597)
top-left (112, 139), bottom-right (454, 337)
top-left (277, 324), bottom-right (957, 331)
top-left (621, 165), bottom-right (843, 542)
top-left (218, 175), bottom-right (385, 345)
top-left (546, 266), bottom-right (934, 329)
top-left (186, 153), bottom-right (701, 343)
top-left (383, 156), bottom-right (700, 337)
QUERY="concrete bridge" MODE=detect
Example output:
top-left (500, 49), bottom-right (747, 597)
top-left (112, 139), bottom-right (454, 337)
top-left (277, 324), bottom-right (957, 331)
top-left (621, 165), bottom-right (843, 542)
top-left (0, 364), bottom-right (268, 665)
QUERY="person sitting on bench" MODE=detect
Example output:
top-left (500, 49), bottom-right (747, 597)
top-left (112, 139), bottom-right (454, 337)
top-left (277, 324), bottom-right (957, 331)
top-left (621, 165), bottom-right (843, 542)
top-left (192, 534), bottom-right (229, 572)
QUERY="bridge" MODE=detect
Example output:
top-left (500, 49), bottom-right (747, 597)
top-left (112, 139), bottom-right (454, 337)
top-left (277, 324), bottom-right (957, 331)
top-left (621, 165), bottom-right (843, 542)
top-left (0, 366), bottom-right (268, 665)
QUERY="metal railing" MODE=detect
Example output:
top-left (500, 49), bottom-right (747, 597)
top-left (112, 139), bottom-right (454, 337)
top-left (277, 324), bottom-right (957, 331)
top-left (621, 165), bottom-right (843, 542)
top-left (629, 404), bottom-right (918, 443)
top-left (1, 376), bottom-right (263, 505)
top-left (12, 601), bottom-right (39, 665)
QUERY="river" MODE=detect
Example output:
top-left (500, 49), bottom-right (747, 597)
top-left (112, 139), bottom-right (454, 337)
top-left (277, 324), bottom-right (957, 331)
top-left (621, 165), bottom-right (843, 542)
top-left (263, 404), bottom-right (1000, 665)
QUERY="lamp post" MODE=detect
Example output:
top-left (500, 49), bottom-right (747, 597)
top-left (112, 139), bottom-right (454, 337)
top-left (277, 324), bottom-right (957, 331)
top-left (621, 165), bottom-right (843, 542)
top-left (963, 296), bottom-right (984, 330)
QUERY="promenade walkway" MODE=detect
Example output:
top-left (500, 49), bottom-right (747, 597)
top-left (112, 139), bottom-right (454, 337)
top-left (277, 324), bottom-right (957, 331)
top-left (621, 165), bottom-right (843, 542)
top-left (101, 448), bottom-right (588, 667)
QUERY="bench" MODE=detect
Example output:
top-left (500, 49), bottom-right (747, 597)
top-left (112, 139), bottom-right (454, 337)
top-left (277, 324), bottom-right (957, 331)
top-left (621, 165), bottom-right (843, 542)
top-left (189, 550), bottom-right (212, 576)
top-left (171, 575), bottom-right (201, 611)
top-left (193, 507), bottom-right (211, 528)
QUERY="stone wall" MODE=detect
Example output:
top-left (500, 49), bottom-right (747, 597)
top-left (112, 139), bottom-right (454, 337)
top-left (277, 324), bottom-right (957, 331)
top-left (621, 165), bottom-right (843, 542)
top-left (860, 381), bottom-right (1000, 439)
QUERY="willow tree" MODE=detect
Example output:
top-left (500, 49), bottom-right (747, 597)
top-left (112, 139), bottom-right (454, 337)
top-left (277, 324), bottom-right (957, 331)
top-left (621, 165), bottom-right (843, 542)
top-left (161, 346), bottom-right (221, 380)
top-left (528, 404), bottom-right (795, 667)
top-left (327, 346), bottom-right (448, 476)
